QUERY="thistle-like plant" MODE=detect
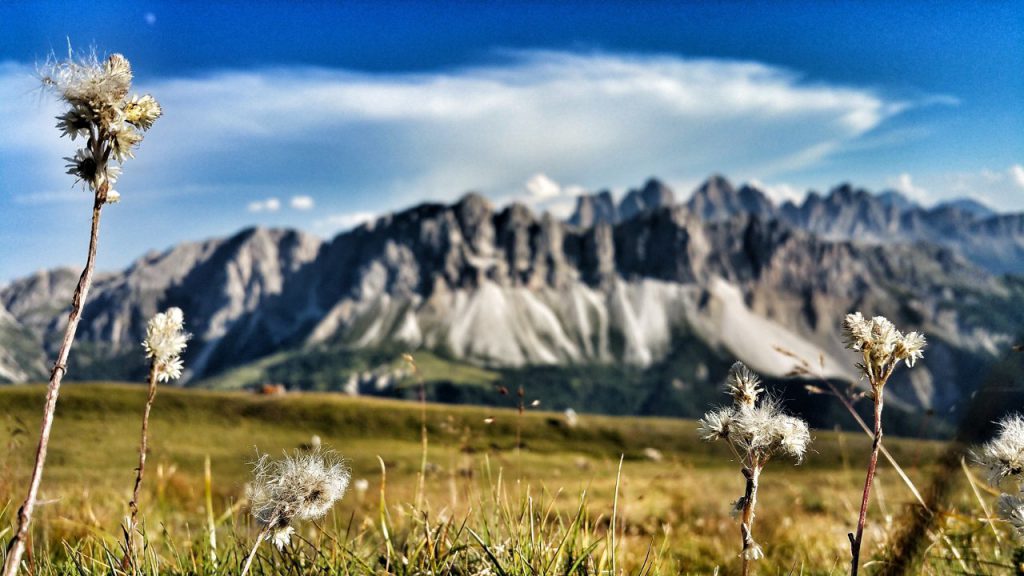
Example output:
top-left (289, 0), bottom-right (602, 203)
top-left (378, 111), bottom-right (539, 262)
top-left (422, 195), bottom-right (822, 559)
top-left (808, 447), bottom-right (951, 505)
top-left (698, 362), bottom-right (810, 575)
top-left (240, 448), bottom-right (351, 576)
top-left (842, 312), bottom-right (925, 576)
top-left (3, 50), bottom-right (161, 576)
top-left (124, 308), bottom-right (188, 565)
top-left (974, 414), bottom-right (1024, 538)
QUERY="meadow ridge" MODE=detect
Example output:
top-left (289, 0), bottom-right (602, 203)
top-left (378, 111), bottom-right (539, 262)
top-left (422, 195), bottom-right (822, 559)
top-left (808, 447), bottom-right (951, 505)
top-left (0, 383), bottom-right (1013, 574)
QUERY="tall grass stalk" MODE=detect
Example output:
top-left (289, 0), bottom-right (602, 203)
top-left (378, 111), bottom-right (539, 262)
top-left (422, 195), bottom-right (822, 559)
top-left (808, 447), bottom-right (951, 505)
top-left (203, 455), bottom-right (217, 566)
top-left (611, 454), bottom-right (624, 575)
top-left (403, 354), bottom-right (429, 511)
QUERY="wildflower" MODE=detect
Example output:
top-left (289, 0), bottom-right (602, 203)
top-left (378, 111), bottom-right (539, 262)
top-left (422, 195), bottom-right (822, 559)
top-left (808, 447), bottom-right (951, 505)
top-left (998, 493), bottom-right (1024, 537)
top-left (895, 331), bottom-right (926, 368)
top-left (246, 448), bottom-right (351, 548)
top-left (110, 123), bottom-right (144, 161)
top-left (697, 362), bottom-right (810, 571)
top-left (41, 50), bottom-right (161, 203)
top-left (269, 525), bottom-right (295, 550)
top-left (55, 105), bottom-right (92, 140)
top-left (698, 407), bottom-right (735, 441)
top-left (143, 307), bottom-right (188, 382)
top-left (123, 94), bottom-right (162, 130)
top-left (3, 49), bottom-right (163, 576)
top-left (726, 361), bottom-right (762, 407)
top-left (974, 414), bottom-right (1024, 487)
top-left (842, 313), bottom-right (925, 576)
top-left (842, 312), bottom-right (926, 386)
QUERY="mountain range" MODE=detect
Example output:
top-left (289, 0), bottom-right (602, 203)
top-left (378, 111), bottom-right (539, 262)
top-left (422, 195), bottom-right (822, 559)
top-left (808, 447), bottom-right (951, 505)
top-left (2, 174), bottom-right (1022, 426)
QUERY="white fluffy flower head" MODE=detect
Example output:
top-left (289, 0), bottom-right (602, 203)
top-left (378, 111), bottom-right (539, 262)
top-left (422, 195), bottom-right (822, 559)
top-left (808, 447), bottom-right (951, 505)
top-left (975, 414), bottom-right (1024, 487)
top-left (843, 312), bottom-right (926, 385)
top-left (698, 407), bottom-right (735, 442)
top-left (267, 525), bottom-right (295, 550)
top-left (698, 363), bottom-right (811, 464)
top-left (247, 447), bottom-right (351, 538)
top-left (143, 307), bottom-right (188, 382)
top-left (998, 493), bottom-right (1024, 538)
top-left (42, 49), bottom-right (162, 202)
top-left (725, 361), bottom-right (762, 407)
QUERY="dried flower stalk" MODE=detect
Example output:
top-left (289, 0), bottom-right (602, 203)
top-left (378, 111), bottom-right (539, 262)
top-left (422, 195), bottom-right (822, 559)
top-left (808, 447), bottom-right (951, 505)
top-left (3, 49), bottom-right (161, 576)
top-left (842, 312), bottom-right (925, 576)
top-left (698, 362), bottom-right (810, 575)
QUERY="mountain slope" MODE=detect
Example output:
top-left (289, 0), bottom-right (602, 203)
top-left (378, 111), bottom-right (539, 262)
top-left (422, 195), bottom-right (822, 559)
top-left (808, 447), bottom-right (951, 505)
top-left (2, 178), bottom-right (1021, 419)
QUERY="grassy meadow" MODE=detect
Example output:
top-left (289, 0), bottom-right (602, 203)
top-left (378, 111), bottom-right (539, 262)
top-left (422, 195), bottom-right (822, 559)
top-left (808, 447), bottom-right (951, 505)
top-left (0, 383), bottom-right (1016, 574)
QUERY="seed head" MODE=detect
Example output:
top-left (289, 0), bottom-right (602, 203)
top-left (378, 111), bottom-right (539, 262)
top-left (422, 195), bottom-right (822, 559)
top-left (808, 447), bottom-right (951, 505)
top-left (998, 493), bottom-right (1024, 538)
top-left (143, 307), bottom-right (188, 382)
top-left (698, 363), bottom-right (811, 464)
top-left (697, 407), bottom-right (735, 442)
top-left (974, 413), bottom-right (1024, 487)
top-left (247, 448), bottom-right (351, 548)
top-left (726, 361), bottom-right (762, 407)
top-left (731, 400), bottom-right (811, 463)
top-left (843, 312), bottom-right (925, 384)
top-left (41, 49), bottom-right (161, 202)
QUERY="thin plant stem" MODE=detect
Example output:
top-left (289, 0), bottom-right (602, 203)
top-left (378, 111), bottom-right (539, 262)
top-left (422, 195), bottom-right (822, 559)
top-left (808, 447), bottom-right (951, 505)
top-left (125, 364), bottom-right (159, 566)
top-left (405, 354), bottom-right (428, 511)
top-left (849, 390), bottom-right (884, 576)
top-left (239, 525), bottom-right (270, 576)
top-left (740, 464), bottom-right (761, 576)
top-left (610, 454), bottom-right (624, 576)
top-left (2, 195), bottom-right (105, 576)
top-left (204, 455), bottom-right (218, 566)
top-left (819, 376), bottom-right (927, 510)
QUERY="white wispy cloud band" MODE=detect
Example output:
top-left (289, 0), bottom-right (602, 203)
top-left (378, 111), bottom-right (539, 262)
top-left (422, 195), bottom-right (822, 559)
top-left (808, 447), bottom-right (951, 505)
top-left (0, 50), bottom-right (973, 278)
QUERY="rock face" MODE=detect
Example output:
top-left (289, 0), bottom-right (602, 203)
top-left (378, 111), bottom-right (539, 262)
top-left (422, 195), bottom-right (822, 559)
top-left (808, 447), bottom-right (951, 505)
top-left (619, 178), bottom-right (676, 221)
top-left (570, 174), bottom-right (1023, 275)
top-left (2, 175), bottom-right (1022, 416)
top-left (567, 190), bottom-right (617, 227)
top-left (685, 174), bottom-right (775, 222)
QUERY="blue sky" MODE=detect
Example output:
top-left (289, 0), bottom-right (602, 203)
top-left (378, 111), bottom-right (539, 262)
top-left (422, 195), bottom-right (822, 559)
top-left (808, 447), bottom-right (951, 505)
top-left (0, 1), bottom-right (1022, 281)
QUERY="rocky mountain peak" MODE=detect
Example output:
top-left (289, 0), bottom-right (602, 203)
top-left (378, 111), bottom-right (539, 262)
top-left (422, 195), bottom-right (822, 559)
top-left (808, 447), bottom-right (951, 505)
top-left (687, 173), bottom-right (752, 221)
top-left (568, 189), bottom-right (617, 228)
top-left (619, 178), bottom-right (676, 221)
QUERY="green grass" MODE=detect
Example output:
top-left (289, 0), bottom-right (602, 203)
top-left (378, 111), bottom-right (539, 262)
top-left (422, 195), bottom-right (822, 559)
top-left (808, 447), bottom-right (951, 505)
top-left (0, 383), bottom-right (1017, 574)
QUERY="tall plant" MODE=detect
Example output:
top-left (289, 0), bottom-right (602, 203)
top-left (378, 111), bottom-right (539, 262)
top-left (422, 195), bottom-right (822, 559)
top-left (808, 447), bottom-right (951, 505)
top-left (698, 362), bottom-right (811, 575)
top-left (842, 313), bottom-right (925, 575)
top-left (3, 50), bottom-right (161, 576)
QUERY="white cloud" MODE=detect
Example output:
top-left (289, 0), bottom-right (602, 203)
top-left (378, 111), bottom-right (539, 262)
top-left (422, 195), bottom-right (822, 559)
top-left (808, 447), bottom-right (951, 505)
top-left (314, 211), bottom-right (375, 232)
top-left (942, 165), bottom-right (1024, 210)
top-left (248, 198), bottom-right (280, 212)
top-left (0, 51), bottom-right (939, 279)
top-left (747, 179), bottom-right (805, 204)
top-left (290, 195), bottom-right (315, 210)
top-left (82, 51), bottom-right (908, 206)
top-left (1011, 164), bottom-right (1024, 189)
top-left (888, 172), bottom-right (928, 202)
top-left (525, 173), bottom-right (561, 199)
